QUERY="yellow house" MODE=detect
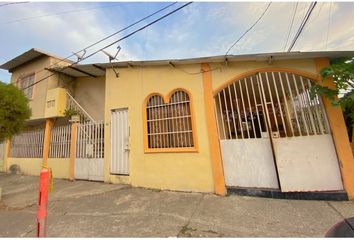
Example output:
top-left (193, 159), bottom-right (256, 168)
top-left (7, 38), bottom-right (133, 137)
top-left (1, 49), bottom-right (354, 201)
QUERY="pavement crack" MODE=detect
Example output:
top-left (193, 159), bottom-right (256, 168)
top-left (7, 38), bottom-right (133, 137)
top-left (21, 226), bottom-right (36, 237)
top-left (326, 201), bottom-right (345, 219)
top-left (2, 185), bottom-right (131, 213)
top-left (1, 202), bottom-right (37, 212)
top-left (191, 194), bottom-right (204, 218)
top-left (177, 225), bottom-right (197, 237)
top-left (60, 211), bottom-right (189, 222)
top-left (51, 185), bottom-right (132, 201)
top-left (177, 194), bottom-right (205, 237)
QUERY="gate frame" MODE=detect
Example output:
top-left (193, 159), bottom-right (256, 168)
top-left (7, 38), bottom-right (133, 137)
top-left (73, 120), bottom-right (105, 181)
top-left (203, 61), bottom-right (354, 199)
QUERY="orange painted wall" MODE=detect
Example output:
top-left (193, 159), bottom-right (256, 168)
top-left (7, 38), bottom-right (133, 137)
top-left (315, 58), bottom-right (354, 199)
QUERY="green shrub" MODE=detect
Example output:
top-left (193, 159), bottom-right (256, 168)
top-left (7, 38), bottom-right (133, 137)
top-left (0, 81), bottom-right (31, 142)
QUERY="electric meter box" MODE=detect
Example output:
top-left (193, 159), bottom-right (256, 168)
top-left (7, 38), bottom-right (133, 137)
top-left (45, 88), bottom-right (67, 118)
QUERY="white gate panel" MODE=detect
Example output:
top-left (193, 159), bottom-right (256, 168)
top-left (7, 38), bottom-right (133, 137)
top-left (111, 109), bottom-right (129, 175)
top-left (75, 158), bottom-right (104, 181)
top-left (74, 121), bottom-right (104, 181)
top-left (74, 158), bottom-right (89, 180)
top-left (88, 158), bottom-right (104, 181)
top-left (221, 138), bottom-right (279, 188)
top-left (273, 134), bottom-right (343, 192)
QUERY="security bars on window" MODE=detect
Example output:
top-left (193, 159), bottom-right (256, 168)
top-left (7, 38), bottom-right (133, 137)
top-left (20, 74), bottom-right (34, 99)
top-left (214, 72), bottom-right (330, 140)
top-left (146, 91), bottom-right (194, 149)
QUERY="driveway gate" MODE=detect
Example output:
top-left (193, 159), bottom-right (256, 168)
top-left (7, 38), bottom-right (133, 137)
top-left (215, 71), bottom-right (343, 192)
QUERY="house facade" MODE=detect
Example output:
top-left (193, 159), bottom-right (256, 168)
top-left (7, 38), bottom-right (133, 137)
top-left (1, 49), bottom-right (354, 200)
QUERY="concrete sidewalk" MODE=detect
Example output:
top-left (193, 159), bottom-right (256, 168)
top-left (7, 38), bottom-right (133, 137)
top-left (0, 173), bottom-right (353, 237)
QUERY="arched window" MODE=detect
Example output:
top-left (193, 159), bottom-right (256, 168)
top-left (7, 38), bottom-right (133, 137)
top-left (145, 90), bottom-right (196, 151)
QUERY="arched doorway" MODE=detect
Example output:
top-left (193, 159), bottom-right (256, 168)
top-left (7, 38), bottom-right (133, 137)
top-left (214, 71), bottom-right (343, 192)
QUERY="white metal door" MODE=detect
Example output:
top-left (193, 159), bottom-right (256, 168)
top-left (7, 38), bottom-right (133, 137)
top-left (111, 108), bottom-right (129, 175)
top-left (257, 72), bottom-right (343, 191)
top-left (215, 76), bottom-right (279, 189)
top-left (74, 121), bottom-right (104, 181)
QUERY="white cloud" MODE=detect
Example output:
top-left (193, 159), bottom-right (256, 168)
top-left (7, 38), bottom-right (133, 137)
top-left (0, 2), bottom-right (137, 65)
top-left (0, 1), bottom-right (353, 75)
top-left (200, 2), bottom-right (354, 55)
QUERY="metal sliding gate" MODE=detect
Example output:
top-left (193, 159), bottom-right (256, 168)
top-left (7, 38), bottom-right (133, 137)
top-left (215, 71), bottom-right (343, 192)
top-left (74, 121), bottom-right (104, 181)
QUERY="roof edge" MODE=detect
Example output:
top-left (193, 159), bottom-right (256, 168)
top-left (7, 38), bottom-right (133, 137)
top-left (93, 51), bottom-right (354, 69)
top-left (0, 48), bottom-right (73, 71)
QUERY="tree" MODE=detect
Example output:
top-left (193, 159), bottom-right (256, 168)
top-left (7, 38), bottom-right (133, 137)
top-left (310, 57), bottom-right (354, 139)
top-left (0, 81), bottom-right (31, 142)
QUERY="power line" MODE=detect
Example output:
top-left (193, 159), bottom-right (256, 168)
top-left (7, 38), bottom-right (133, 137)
top-left (0, 2), bottom-right (28, 7)
top-left (79, 2), bottom-right (193, 62)
top-left (283, 2), bottom-right (298, 51)
top-left (287, 2), bottom-right (317, 52)
top-left (1, 3), bottom-right (122, 25)
top-left (21, 2), bottom-right (193, 91)
top-left (225, 2), bottom-right (272, 56)
top-left (11, 2), bottom-right (178, 86)
top-left (325, 2), bottom-right (332, 50)
top-left (307, 1), bottom-right (324, 24)
top-left (301, 2), bottom-right (310, 23)
top-left (73, 2), bottom-right (178, 63)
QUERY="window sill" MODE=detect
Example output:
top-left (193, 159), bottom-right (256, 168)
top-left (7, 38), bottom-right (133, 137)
top-left (144, 147), bottom-right (198, 153)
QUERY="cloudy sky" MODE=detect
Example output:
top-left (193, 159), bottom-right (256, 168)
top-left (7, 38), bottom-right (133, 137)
top-left (0, 1), bottom-right (353, 82)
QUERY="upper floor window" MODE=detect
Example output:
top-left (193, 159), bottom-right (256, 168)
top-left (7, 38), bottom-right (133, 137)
top-left (19, 74), bottom-right (34, 99)
top-left (145, 90), bottom-right (197, 152)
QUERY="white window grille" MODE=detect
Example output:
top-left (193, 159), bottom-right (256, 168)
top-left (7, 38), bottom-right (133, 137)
top-left (49, 124), bottom-right (71, 158)
top-left (19, 74), bottom-right (34, 99)
top-left (76, 121), bottom-right (104, 158)
top-left (10, 129), bottom-right (44, 158)
top-left (215, 72), bottom-right (330, 140)
top-left (146, 90), bottom-right (194, 149)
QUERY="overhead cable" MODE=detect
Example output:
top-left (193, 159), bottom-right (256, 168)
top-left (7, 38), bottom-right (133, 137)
top-left (287, 1), bottom-right (317, 52)
top-left (1, 3), bottom-right (123, 25)
top-left (283, 2), bottom-right (298, 51)
top-left (0, 2), bottom-right (28, 7)
top-left (21, 2), bottom-right (193, 91)
top-left (307, 2), bottom-right (324, 24)
top-left (68, 2), bottom-right (178, 64)
top-left (225, 2), bottom-right (272, 56)
top-left (79, 2), bottom-right (193, 62)
top-left (325, 2), bottom-right (332, 50)
top-left (11, 1), bottom-right (178, 86)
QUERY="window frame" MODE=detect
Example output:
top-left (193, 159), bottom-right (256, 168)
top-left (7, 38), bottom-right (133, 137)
top-left (17, 72), bottom-right (35, 100)
top-left (143, 88), bottom-right (199, 153)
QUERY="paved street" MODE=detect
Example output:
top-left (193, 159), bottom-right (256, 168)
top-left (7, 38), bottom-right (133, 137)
top-left (0, 173), bottom-right (353, 237)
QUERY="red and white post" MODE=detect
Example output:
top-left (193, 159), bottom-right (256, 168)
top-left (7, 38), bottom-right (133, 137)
top-left (36, 168), bottom-right (51, 237)
top-left (37, 118), bottom-right (54, 237)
